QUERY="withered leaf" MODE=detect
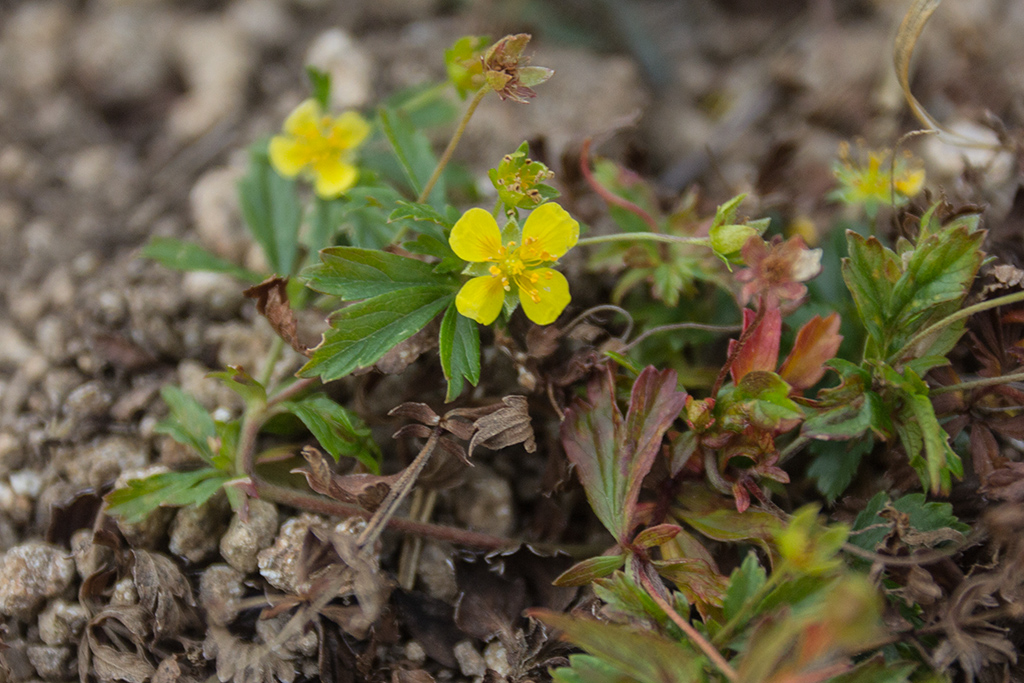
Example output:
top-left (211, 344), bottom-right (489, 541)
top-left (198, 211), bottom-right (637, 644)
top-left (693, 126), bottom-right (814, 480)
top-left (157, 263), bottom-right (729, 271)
top-left (132, 550), bottom-right (196, 640)
top-left (465, 396), bottom-right (536, 457)
top-left (82, 605), bottom-right (155, 683)
top-left (393, 670), bottom-right (436, 683)
top-left (244, 277), bottom-right (309, 356)
top-left (295, 446), bottom-right (401, 511)
top-left (204, 625), bottom-right (296, 683)
top-left (982, 461), bottom-right (1024, 502)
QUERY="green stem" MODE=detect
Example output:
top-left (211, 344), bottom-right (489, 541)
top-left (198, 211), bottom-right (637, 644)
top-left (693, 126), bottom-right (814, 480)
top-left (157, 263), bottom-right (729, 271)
top-left (778, 434), bottom-right (811, 464)
top-left (416, 86), bottom-right (489, 205)
top-left (576, 232), bottom-right (711, 248)
top-left (258, 336), bottom-right (286, 388)
top-left (930, 370), bottom-right (1024, 396)
top-left (893, 289), bottom-right (1024, 362)
top-left (621, 322), bottom-right (740, 353)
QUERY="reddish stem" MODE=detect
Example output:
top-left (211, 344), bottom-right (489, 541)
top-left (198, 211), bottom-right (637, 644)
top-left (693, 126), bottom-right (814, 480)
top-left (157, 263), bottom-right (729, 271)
top-left (580, 138), bottom-right (661, 233)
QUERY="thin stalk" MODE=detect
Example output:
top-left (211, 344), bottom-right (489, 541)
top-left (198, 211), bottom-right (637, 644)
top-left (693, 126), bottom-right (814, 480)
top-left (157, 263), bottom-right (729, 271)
top-left (417, 86), bottom-right (489, 204)
top-left (621, 322), bottom-right (741, 353)
top-left (580, 138), bottom-right (661, 233)
top-left (930, 370), bottom-right (1024, 396)
top-left (778, 434), bottom-right (811, 464)
top-left (576, 232), bottom-right (710, 248)
top-left (257, 336), bottom-right (286, 388)
top-left (893, 289), bottom-right (1024, 362)
top-left (637, 569), bottom-right (737, 682)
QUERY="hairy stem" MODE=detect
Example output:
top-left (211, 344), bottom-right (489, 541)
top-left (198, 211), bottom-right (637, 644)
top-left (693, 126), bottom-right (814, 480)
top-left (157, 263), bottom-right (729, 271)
top-left (894, 289), bottom-right (1024, 362)
top-left (637, 569), bottom-right (738, 682)
top-left (576, 232), bottom-right (710, 248)
top-left (621, 322), bottom-right (741, 353)
top-left (930, 369), bottom-right (1024, 396)
top-left (417, 86), bottom-right (489, 204)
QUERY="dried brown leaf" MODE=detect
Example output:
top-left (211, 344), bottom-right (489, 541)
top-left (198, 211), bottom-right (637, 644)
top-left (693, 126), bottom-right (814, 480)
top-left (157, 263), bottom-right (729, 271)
top-left (132, 549), bottom-right (196, 639)
top-left (244, 277), bottom-right (309, 356)
top-left (204, 625), bottom-right (296, 683)
top-left (465, 396), bottom-right (536, 457)
top-left (295, 446), bottom-right (401, 511)
top-left (82, 605), bottom-right (155, 683)
top-left (982, 462), bottom-right (1024, 503)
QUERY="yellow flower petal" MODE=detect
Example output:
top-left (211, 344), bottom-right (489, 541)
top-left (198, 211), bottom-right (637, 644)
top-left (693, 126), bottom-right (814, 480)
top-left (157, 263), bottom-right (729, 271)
top-left (449, 208), bottom-right (504, 263)
top-left (312, 157), bottom-right (358, 198)
top-left (518, 268), bottom-right (570, 325)
top-left (456, 275), bottom-right (506, 325)
top-left (282, 99), bottom-right (322, 139)
top-left (328, 111), bottom-right (371, 150)
top-left (521, 202), bottom-right (579, 262)
top-left (269, 136), bottom-right (311, 178)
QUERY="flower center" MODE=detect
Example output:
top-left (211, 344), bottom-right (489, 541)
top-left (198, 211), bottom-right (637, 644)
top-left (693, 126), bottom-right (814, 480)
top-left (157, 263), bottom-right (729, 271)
top-left (486, 238), bottom-right (556, 302)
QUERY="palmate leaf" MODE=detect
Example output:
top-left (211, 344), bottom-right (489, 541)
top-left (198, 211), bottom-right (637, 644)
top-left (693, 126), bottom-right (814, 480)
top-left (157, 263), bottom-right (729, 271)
top-left (279, 394), bottom-right (381, 473)
top-left (560, 366), bottom-right (687, 544)
top-left (532, 610), bottom-right (704, 683)
top-left (299, 286), bottom-right (454, 382)
top-left (105, 468), bottom-right (235, 524)
top-left (304, 246), bottom-right (454, 300)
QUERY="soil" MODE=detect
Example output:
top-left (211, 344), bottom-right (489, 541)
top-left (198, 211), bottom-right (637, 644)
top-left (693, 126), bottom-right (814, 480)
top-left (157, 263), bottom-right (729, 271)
top-left (2, 0), bottom-right (1024, 681)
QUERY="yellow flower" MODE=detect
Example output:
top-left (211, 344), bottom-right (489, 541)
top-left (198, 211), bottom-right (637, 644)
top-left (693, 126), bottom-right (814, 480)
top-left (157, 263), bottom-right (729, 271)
top-left (269, 99), bottom-right (370, 198)
top-left (831, 141), bottom-right (925, 211)
top-left (450, 203), bottom-right (579, 326)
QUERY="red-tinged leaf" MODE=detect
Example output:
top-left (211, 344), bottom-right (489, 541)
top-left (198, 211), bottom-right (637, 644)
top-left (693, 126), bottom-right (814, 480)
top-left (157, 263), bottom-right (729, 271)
top-left (530, 609), bottom-right (703, 683)
top-left (561, 366), bottom-right (687, 544)
top-left (632, 524), bottom-right (683, 549)
top-left (552, 554), bottom-right (627, 587)
top-left (730, 307), bottom-right (781, 384)
top-left (652, 558), bottom-right (728, 614)
top-left (674, 483), bottom-right (780, 558)
top-left (779, 313), bottom-right (843, 391)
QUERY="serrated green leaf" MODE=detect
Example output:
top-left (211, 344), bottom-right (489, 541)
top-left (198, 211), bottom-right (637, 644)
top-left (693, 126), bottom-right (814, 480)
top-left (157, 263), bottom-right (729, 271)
top-left (439, 303), bottom-right (480, 402)
top-left (305, 247), bottom-right (453, 300)
top-left (903, 382), bottom-right (962, 495)
top-left (300, 287), bottom-right (453, 381)
top-left (849, 492), bottom-right (968, 552)
top-left (402, 233), bottom-right (464, 274)
top-left (388, 200), bottom-right (453, 241)
top-left (723, 552), bottom-right (766, 623)
top-left (141, 237), bottom-right (264, 283)
top-left (105, 468), bottom-right (233, 524)
top-left (279, 394), bottom-right (381, 473)
top-left (378, 106), bottom-right (444, 206)
top-left (239, 143), bottom-right (303, 275)
top-left (842, 231), bottom-right (901, 355)
top-left (154, 386), bottom-right (217, 465)
top-left (208, 367), bottom-right (267, 408)
top-left (806, 438), bottom-right (872, 502)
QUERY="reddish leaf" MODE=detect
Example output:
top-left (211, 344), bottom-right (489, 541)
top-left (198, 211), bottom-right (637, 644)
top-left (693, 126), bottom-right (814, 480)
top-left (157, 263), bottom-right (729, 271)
top-left (561, 366), bottom-right (687, 544)
top-left (632, 524), bottom-right (683, 549)
top-left (779, 313), bottom-right (843, 391)
top-left (553, 554), bottom-right (627, 587)
top-left (730, 307), bottom-right (782, 384)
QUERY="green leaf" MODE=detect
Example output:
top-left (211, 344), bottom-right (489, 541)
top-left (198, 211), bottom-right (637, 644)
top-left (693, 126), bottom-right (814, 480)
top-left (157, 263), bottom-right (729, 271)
top-left (806, 438), bottom-right (872, 502)
top-left (723, 552), bottom-right (766, 623)
top-left (552, 654), bottom-right (642, 683)
top-left (154, 386), bottom-right (217, 466)
top-left (105, 468), bottom-right (233, 524)
top-left (141, 237), bottom-right (264, 284)
top-left (560, 367), bottom-right (688, 544)
top-left (532, 610), bottom-right (703, 683)
top-left (902, 379), bottom-right (963, 495)
top-left (801, 361), bottom-right (886, 440)
top-left (305, 66), bottom-right (331, 108)
top-left (239, 143), bottom-right (303, 274)
top-left (378, 106), bottom-right (444, 206)
top-left (280, 394), bottom-right (381, 473)
top-left (207, 367), bottom-right (267, 408)
top-left (553, 554), bottom-right (627, 587)
top-left (304, 246), bottom-right (454, 300)
top-left (299, 287), bottom-right (453, 382)
top-left (388, 200), bottom-right (453, 241)
top-left (841, 231), bottom-right (901, 356)
top-left (849, 492), bottom-right (969, 552)
top-left (438, 303), bottom-right (481, 402)
top-left (402, 233), bottom-right (464, 274)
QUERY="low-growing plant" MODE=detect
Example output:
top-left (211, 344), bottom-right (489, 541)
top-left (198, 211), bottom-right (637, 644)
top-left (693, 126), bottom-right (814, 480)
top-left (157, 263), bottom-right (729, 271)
top-left (104, 4), bottom-right (1024, 680)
